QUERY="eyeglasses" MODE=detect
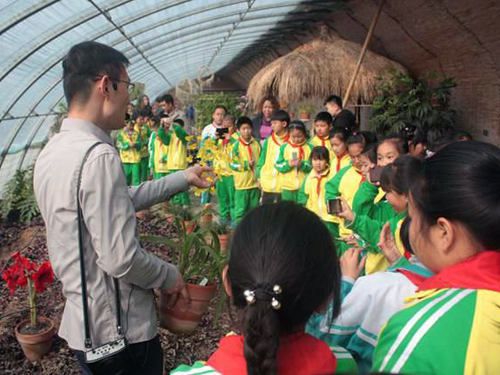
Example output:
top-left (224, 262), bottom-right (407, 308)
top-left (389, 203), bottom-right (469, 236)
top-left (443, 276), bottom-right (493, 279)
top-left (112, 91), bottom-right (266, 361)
top-left (93, 76), bottom-right (135, 94)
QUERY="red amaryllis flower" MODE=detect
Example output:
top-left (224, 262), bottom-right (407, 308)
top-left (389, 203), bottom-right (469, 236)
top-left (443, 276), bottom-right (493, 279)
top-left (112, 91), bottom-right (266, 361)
top-left (2, 263), bottom-right (27, 295)
top-left (12, 252), bottom-right (36, 272)
top-left (32, 261), bottom-right (54, 293)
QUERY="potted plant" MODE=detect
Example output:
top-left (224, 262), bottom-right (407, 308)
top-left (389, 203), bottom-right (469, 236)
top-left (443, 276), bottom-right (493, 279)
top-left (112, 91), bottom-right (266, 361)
top-left (297, 104), bottom-right (316, 120)
top-left (167, 205), bottom-right (197, 234)
top-left (141, 220), bottom-right (226, 334)
top-left (211, 222), bottom-right (231, 252)
top-left (2, 252), bottom-right (56, 362)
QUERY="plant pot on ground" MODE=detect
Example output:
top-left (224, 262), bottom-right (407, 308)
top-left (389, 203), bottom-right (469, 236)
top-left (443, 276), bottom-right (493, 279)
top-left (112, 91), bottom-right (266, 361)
top-left (211, 222), bottom-right (231, 253)
top-left (2, 252), bottom-right (56, 362)
top-left (141, 223), bottom-right (226, 334)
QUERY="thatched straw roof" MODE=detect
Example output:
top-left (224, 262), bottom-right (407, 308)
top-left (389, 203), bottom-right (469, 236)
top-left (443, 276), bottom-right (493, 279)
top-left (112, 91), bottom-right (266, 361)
top-left (247, 34), bottom-right (407, 110)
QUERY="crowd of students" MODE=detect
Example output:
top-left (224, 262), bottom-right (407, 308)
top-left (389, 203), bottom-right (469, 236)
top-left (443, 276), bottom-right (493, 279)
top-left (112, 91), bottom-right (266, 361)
top-left (116, 90), bottom-right (500, 374)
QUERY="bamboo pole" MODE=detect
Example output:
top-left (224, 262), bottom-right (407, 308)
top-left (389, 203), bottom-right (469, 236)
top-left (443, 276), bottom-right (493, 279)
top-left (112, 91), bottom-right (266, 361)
top-left (343, 0), bottom-right (386, 106)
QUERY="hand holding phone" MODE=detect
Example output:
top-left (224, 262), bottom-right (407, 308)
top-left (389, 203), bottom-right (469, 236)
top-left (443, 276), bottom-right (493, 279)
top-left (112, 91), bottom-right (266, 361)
top-left (369, 166), bottom-right (384, 185)
top-left (327, 198), bottom-right (343, 215)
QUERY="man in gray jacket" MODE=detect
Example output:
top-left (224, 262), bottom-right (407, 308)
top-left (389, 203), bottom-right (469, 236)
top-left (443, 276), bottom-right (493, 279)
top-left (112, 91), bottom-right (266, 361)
top-left (34, 41), bottom-right (210, 374)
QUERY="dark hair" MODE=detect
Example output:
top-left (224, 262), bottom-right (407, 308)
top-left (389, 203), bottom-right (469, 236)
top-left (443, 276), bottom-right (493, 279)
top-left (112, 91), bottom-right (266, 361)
top-left (362, 142), bottom-right (377, 164)
top-left (214, 105), bottom-right (228, 114)
top-left (259, 96), bottom-right (279, 112)
top-left (329, 126), bottom-right (353, 142)
top-left (62, 41), bottom-right (129, 106)
top-left (236, 116), bottom-right (253, 129)
top-left (400, 125), bottom-right (427, 147)
top-left (426, 126), bottom-right (455, 153)
top-left (310, 146), bottom-right (330, 162)
top-left (324, 95), bottom-right (343, 108)
top-left (380, 155), bottom-right (421, 195)
top-left (224, 114), bottom-right (235, 124)
top-left (288, 120), bottom-right (309, 139)
top-left (347, 131), bottom-right (377, 147)
top-left (400, 216), bottom-right (413, 255)
top-left (410, 141), bottom-right (500, 250)
top-left (173, 118), bottom-right (185, 127)
top-left (453, 130), bottom-right (473, 141)
top-left (270, 110), bottom-right (290, 126)
top-left (228, 202), bottom-right (341, 375)
top-left (158, 94), bottom-right (174, 104)
top-left (377, 135), bottom-right (409, 156)
top-left (314, 112), bottom-right (333, 125)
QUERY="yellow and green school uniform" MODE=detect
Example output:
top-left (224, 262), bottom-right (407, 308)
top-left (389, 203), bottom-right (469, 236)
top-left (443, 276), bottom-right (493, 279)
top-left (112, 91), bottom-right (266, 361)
top-left (324, 166), bottom-right (384, 246)
top-left (298, 168), bottom-right (331, 222)
top-left (373, 251), bottom-right (500, 374)
top-left (257, 132), bottom-right (289, 204)
top-left (275, 141), bottom-right (314, 202)
top-left (158, 125), bottom-right (190, 206)
top-left (214, 133), bottom-right (238, 223)
top-left (149, 131), bottom-right (169, 179)
top-left (229, 137), bottom-right (261, 222)
top-left (311, 134), bottom-right (332, 153)
top-left (134, 123), bottom-right (151, 183)
top-left (117, 128), bottom-right (142, 186)
top-left (330, 150), bottom-right (351, 178)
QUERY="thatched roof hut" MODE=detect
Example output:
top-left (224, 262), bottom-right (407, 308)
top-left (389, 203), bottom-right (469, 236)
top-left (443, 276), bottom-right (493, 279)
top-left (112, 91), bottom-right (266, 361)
top-left (247, 34), bottom-right (406, 110)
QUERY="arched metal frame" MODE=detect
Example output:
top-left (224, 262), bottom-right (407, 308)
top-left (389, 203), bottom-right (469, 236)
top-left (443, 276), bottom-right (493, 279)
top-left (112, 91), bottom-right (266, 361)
top-left (0, 0), bottom-right (341, 177)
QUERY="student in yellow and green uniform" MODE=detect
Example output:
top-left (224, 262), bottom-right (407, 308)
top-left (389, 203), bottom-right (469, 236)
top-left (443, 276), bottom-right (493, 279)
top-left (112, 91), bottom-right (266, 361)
top-left (298, 146), bottom-right (332, 223)
top-left (275, 121), bottom-right (313, 202)
top-left (336, 156), bottom-right (420, 274)
top-left (133, 111), bottom-right (152, 183)
top-left (311, 111), bottom-right (333, 154)
top-left (373, 141), bottom-right (500, 374)
top-left (328, 126), bottom-right (352, 177)
top-left (117, 121), bottom-right (142, 186)
top-left (256, 109), bottom-right (290, 205)
top-left (157, 116), bottom-right (190, 206)
top-left (148, 118), bottom-right (170, 179)
top-left (229, 116), bottom-right (261, 223)
top-left (214, 114), bottom-right (239, 225)
top-left (324, 132), bottom-right (382, 250)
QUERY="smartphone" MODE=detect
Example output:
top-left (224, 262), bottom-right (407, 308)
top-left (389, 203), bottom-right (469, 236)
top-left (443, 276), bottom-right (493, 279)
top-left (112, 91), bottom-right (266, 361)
top-left (369, 166), bottom-right (384, 184)
top-left (292, 152), bottom-right (298, 160)
top-left (327, 198), bottom-right (343, 215)
top-left (216, 127), bottom-right (229, 138)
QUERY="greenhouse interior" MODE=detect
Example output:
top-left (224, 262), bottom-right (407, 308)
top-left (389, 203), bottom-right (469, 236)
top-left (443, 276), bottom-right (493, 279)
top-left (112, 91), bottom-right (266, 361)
top-left (1, 0), bottom-right (500, 374)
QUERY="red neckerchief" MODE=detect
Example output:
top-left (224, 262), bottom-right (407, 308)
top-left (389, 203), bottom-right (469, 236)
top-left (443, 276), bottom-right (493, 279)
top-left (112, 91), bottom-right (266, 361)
top-left (354, 168), bottom-right (366, 185)
top-left (336, 150), bottom-right (349, 172)
top-left (417, 251), bottom-right (500, 293)
top-left (290, 141), bottom-right (306, 161)
top-left (239, 137), bottom-right (254, 166)
top-left (314, 169), bottom-right (330, 195)
top-left (207, 333), bottom-right (337, 375)
top-left (317, 134), bottom-right (329, 148)
top-left (272, 131), bottom-right (290, 147)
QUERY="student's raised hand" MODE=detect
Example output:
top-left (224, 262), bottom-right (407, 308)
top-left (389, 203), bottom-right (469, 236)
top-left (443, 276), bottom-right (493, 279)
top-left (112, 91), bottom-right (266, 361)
top-left (184, 165), bottom-right (214, 189)
top-left (378, 222), bottom-right (402, 264)
top-left (336, 197), bottom-right (355, 222)
top-left (340, 247), bottom-right (366, 281)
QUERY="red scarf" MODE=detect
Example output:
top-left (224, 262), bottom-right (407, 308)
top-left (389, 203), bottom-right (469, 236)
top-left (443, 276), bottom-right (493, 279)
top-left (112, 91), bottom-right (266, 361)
top-left (317, 134), bottom-right (329, 148)
top-left (290, 142), bottom-right (306, 161)
top-left (207, 333), bottom-right (337, 375)
top-left (239, 137), bottom-right (254, 167)
top-left (336, 150), bottom-right (349, 172)
top-left (417, 251), bottom-right (500, 293)
top-left (272, 131), bottom-right (290, 147)
top-left (315, 169), bottom-right (330, 195)
top-left (354, 168), bottom-right (366, 185)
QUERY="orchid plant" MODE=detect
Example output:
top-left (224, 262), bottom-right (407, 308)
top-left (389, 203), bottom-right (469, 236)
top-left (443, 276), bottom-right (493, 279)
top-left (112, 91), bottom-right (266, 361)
top-left (2, 252), bottom-right (54, 327)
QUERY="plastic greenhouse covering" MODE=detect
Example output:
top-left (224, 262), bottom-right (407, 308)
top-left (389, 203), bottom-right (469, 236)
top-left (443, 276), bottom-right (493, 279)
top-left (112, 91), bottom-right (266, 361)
top-left (0, 0), bottom-right (317, 194)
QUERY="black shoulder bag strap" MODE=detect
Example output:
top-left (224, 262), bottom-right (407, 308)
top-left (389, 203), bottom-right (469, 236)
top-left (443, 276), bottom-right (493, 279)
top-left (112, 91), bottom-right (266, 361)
top-left (76, 142), bottom-right (123, 349)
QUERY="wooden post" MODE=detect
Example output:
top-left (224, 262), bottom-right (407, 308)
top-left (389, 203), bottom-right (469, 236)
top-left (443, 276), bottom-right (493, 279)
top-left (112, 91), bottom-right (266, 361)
top-left (343, 0), bottom-right (386, 106)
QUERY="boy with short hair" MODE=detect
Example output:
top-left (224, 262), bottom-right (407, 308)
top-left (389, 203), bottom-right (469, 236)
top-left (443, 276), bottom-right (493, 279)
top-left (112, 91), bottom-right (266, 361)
top-left (230, 116), bottom-right (261, 223)
top-left (117, 120), bottom-right (142, 186)
top-left (257, 109), bottom-right (290, 205)
top-left (311, 112), bottom-right (333, 153)
top-left (134, 110), bottom-right (152, 183)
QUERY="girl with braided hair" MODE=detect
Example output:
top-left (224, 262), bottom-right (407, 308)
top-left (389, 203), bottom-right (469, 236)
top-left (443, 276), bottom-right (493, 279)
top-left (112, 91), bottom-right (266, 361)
top-left (172, 202), bottom-right (356, 374)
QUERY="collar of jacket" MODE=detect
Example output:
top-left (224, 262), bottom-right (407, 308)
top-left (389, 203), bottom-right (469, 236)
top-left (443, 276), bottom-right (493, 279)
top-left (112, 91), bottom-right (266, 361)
top-left (61, 117), bottom-right (113, 144)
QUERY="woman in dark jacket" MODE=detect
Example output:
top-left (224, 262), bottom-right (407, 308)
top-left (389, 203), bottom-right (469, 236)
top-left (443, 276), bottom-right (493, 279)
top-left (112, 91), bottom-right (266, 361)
top-left (251, 96), bottom-right (279, 142)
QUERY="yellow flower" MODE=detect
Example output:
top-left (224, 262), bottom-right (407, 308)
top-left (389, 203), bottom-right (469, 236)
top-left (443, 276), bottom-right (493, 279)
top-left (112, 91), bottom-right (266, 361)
top-left (186, 136), bottom-right (194, 141)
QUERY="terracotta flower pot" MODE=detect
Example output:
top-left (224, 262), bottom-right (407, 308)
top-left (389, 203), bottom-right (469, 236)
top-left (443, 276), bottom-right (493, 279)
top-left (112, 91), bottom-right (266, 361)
top-left (15, 317), bottom-right (56, 362)
top-left (159, 282), bottom-right (217, 334)
top-left (299, 110), bottom-right (310, 120)
top-left (200, 213), bottom-right (212, 228)
top-left (218, 233), bottom-right (230, 253)
top-left (184, 221), bottom-right (196, 234)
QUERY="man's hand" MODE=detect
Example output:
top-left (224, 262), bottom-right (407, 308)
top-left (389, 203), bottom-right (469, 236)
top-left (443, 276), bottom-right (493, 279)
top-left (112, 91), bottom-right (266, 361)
top-left (340, 247), bottom-right (366, 281)
top-left (378, 223), bottom-right (402, 264)
top-left (162, 274), bottom-right (191, 311)
top-left (184, 165), bottom-right (214, 189)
